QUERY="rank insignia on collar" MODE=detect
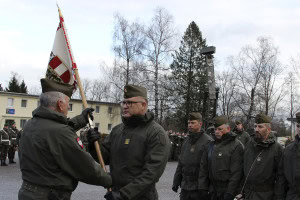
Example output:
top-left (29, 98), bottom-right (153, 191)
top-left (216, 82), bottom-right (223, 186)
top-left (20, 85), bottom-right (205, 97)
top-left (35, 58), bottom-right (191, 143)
top-left (76, 137), bottom-right (84, 149)
top-left (218, 152), bottom-right (222, 156)
top-left (257, 157), bottom-right (261, 162)
top-left (125, 139), bottom-right (130, 144)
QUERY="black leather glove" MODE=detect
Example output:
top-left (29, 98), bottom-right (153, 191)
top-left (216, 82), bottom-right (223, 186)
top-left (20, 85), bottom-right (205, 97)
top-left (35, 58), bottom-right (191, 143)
top-left (224, 193), bottom-right (235, 200)
top-left (104, 191), bottom-right (125, 200)
top-left (82, 108), bottom-right (94, 123)
top-left (199, 190), bottom-right (209, 200)
top-left (87, 128), bottom-right (100, 144)
top-left (172, 185), bottom-right (179, 193)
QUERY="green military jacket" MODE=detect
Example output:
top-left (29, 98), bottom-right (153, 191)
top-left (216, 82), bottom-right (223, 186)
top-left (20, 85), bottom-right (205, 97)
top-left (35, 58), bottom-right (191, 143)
top-left (0, 128), bottom-right (11, 145)
top-left (243, 134), bottom-right (283, 200)
top-left (173, 130), bottom-right (213, 191)
top-left (19, 106), bottom-right (112, 191)
top-left (198, 132), bottom-right (244, 197)
top-left (10, 128), bottom-right (18, 146)
top-left (101, 112), bottom-right (171, 200)
top-left (233, 129), bottom-right (250, 146)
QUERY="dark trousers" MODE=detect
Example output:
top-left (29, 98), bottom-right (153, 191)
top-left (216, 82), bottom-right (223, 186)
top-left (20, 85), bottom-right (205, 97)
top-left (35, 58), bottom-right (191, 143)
top-left (180, 190), bottom-right (201, 200)
top-left (8, 145), bottom-right (16, 160)
top-left (0, 145), bottom-right (9, 160)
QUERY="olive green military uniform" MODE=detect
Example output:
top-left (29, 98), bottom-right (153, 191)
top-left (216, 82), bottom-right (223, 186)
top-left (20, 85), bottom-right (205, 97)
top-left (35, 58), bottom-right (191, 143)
top-left (198, 132), bottom-right (244, 200)
top-left (99, 112), bottom-right (170, 200)
top-left (172, 129), bottom-right (213, 200)
top-left (0, 127), bottom-right (11, 166)
top-left (8, 126), bottom-right (18, 163)
top-left (234, 129), bottom-right (250, 146)
top-left (19, 106), bottom-right (112, 200)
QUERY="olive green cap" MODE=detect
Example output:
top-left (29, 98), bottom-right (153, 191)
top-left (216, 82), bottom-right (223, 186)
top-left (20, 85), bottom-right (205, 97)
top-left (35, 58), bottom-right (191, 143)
top-left (296, 112), bottom-right (300, 123)
top-left (189, 112), bottom-right (202, 121)
top-left (255, 113), bottom-right (271, 124)
top-left (41, 78), bottom-right (74, 98)
top-left (213, 115), bottom-right (229, 127)
top-left (124, 84), bottom-right (147, 99)
top-left (235, 120), bottom-right (242, 125)
top-left (4, 123), bottom-right (9, 127)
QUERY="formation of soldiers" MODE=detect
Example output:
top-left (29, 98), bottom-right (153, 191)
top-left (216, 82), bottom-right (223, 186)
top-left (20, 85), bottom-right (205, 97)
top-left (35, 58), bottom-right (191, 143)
top-left (171, 112), bottom-right (300, 200)
top-left (0, 121), bottom-right (20, 166)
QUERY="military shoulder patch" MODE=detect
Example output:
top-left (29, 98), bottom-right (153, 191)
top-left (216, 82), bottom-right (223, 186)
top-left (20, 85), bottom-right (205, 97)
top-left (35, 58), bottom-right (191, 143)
top-left (76, 137), bottom-right (84, 149)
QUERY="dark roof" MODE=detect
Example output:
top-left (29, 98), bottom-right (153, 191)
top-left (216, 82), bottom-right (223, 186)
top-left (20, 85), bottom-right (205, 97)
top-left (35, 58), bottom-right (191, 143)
top-left (0, 91), bottom-right (120, 106)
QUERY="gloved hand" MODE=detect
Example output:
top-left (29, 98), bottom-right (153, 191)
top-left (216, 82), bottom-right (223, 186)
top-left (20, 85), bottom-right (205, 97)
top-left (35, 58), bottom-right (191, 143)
top-left (104, 191), bottom-right (125, 200)
top-left (172, 185), bottom-right (179, 193)
top-left (224, 193), bottom-right (235, 200)
top-left (199, 190), bottom-right (209, 200)
top-left (82, 108), bottom-right (94, 123)
top-left (87, 128), bottom-right (101, 144)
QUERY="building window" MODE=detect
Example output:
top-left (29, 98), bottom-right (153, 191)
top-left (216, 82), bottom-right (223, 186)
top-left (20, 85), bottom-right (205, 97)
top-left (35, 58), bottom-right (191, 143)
top-left (21, 99), bottom-right (27, 108)
top-left (108, 107), bottom-right (113, 114)
top-left (37, 101), bottom-right (40, 107)
top-left (108, 124), bottom-right (112, 131)
top-left (7, 98), bottom-right (14, 107)
top-left (20, 119), bottom-right (27, 129)
top-left (68, 103), bottom-right (73, 111)
top-left (95, 123), bottom-right (100, 128)
top-left (96, 106), bottom-right (100, 113)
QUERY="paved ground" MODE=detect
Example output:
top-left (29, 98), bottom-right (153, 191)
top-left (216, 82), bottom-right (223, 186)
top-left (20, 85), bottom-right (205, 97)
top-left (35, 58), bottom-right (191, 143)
top-left (0, 154), bottom-right (180, 200)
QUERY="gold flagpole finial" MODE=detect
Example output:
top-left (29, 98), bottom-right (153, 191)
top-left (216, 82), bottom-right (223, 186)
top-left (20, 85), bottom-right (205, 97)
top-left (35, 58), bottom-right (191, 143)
top-left (56, 2), bottom-right (63, 18)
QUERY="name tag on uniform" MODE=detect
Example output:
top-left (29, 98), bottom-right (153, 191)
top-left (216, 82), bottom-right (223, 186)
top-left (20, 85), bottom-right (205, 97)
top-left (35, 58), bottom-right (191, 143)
top-left (125, 139), bottom-right (130, 144)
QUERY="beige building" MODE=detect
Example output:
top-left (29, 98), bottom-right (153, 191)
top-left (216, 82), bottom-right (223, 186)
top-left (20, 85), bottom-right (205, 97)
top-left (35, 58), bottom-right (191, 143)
top-left (0, 91), bottom-right (121, 134)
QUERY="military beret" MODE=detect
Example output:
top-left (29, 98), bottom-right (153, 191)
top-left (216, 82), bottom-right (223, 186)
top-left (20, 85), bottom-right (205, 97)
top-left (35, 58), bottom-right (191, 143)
top-left (255, 113), bottom-right (271, 124)
top-left (213, 115), bottom-right (229, 127)
top-left (235, 120), bottom-right (242, 125)
top-left (124, 84), bottom-right (147, 99)
top-left (189, 112), bottom-right (202, 121)
top-left (41, 78), bottom-right (75, 98)
top-left (296, 112), bottom-right (300, 123)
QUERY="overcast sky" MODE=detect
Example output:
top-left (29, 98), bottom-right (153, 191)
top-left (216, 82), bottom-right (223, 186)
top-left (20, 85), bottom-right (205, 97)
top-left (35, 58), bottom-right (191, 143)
top-left (1, 0), bottom-right (300, 91)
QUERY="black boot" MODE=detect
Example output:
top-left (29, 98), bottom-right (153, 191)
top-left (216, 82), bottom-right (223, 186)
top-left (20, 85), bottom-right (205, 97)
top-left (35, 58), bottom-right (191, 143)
top-left (0, 160), bottom-right (2, 166)
top-left (2, 160), bottom-right (8, 166)
top-left (9, 159), bottom-right (16, 164)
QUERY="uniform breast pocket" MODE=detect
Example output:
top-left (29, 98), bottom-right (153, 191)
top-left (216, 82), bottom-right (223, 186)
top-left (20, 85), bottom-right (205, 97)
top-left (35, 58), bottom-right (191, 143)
top-left (215, 156), bottom-right (231, 181)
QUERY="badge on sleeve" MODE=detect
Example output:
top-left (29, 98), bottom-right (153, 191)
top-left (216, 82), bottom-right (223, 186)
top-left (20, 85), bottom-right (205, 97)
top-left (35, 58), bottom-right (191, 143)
top-left (76, 137), bottom-right (84, 149)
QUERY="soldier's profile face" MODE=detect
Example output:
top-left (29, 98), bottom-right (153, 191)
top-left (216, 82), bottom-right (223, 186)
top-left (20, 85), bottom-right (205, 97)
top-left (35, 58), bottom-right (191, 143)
top-left (188, 120), bottom-right (202, 133)
top-left (236, 124), bottom-right (243, 131)
top-left (215, 124), bottom-right (230, 139)
top-left (58, 95), bottom-right (70, 116)
top-left (121, 96), bottom-right (147, 118)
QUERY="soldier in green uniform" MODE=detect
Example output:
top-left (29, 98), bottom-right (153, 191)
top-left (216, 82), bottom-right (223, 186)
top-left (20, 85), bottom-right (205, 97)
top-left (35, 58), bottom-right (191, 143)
top-left (236, 113), bottom-right (283, 200)
top-left (18, 79), bottom-right (112, 200)
top-left (172, 112), bottom-right (213, 200)
top-left (0, 123), bottom-right (11, 166)
top-left (232, 120), bottom-right (250, 146)
top-left (198, 115), bottom-right (244, 200)
top-left (276, 112), bottom-right (300, 200)
top-left (88, 84), bottom-right (171, 200)
top-left (8, 121), bottom-right (18, 164)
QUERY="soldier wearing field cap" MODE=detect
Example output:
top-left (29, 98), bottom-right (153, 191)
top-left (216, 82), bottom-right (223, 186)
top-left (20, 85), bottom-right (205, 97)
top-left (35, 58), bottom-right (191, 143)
top-left (276, 112), bottom-right (300, 200)
top-left (172, 112), bottom-right (213, 200)
top-left (8, 121), bottom-right (18, 164)
top-left (0, 123), bottom-right (11, 166)
top-left (88, 84), bottom-right (171, 200)
top-left (198, 115), bottom-right (244, 200)
top-left (236, 113), bottom-right (284, 200)
top-left (233, 120), bottom-right (250, 146)
top-left (18, 78), bottom-right (112, 200)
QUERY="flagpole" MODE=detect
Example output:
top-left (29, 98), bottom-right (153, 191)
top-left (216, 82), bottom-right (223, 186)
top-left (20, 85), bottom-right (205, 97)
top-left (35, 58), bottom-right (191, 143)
top-left (57, 6), bottom-right (108, 174)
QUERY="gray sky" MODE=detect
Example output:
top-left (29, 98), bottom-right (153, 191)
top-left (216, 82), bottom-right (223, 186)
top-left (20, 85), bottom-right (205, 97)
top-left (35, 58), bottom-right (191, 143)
top-left (1, 0), bottom-right (300, 90)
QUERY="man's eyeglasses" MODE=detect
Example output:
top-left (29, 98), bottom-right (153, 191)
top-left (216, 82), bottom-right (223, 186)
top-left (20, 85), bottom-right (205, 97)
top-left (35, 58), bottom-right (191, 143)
top-left (120, 100), bottom-right (145, 107)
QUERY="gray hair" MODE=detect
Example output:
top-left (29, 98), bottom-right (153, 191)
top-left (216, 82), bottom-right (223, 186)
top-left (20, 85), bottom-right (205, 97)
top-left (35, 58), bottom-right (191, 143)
top-left (40, 91), bottom-right (67, 109)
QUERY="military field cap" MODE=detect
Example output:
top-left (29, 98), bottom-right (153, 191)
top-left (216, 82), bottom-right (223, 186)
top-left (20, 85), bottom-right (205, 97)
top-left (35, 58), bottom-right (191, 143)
top-left (255, 113), bottom-right (271, 124)
top-left (296, 112), bottom-right (300, 123)
top-left (189, 112), bottom-right (202, 120)
top-left (41, 78), bottom-right (74, 98)
top-left (4, 123), bottom-right (9, 126)
top-left (213, 115), bottom-right (229, 127)
top-left (124, 84), bottom-right (147, 99)
top-left (235, 120), bottom-right (242, 125)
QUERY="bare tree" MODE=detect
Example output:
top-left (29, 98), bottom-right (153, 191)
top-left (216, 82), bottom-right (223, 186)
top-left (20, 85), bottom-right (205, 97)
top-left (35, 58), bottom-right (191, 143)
top-left (144, 7), bottom-right (177, 120)
top-left (113, 13), bottom-right (146, 85)
top-left (72, 78), bottom-right (91, 100)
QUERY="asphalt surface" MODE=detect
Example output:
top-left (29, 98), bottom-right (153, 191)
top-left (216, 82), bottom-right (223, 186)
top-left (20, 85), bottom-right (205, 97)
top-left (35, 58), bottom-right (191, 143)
top-left (0, 154), bottom-right (180, 200)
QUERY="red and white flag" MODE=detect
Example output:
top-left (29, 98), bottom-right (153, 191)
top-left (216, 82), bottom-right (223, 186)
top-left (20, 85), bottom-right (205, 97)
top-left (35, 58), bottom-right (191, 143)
top-left (46, 6), bottom-right (77, 87)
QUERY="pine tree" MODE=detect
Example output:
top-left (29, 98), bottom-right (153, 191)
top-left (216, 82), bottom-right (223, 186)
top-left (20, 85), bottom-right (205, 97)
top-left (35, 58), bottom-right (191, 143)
top-left (6, 73), bottom-right (20, 93)
top-left (169, 21), bottom-right (208, 131)
top-left (20, 80), bottom-right (28, 94)
top-left (0, 84), bottom-right (3, 91)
